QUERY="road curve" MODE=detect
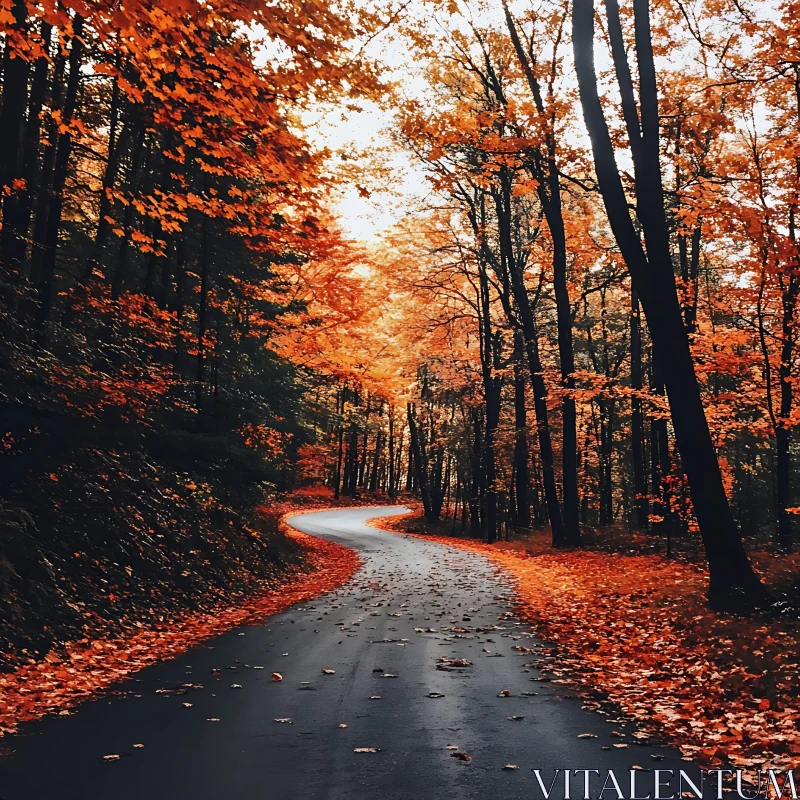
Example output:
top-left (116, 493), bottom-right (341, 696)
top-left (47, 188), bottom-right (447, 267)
top-left (0, 506), bottom-right (699, 800)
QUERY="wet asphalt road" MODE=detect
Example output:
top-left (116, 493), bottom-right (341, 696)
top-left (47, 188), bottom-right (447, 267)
top-left (0, 506), bottom-right (701, 800)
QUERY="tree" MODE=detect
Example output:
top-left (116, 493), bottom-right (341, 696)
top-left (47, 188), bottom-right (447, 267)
top-left (571, 0), bottom-right (764, 603)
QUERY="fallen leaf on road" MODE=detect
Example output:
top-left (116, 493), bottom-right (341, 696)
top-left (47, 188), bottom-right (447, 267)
top-left (133, 743), bottom-right (144, 748)
top-left (353, 748), bottom-right (379, 753)
top-left (577, 733), bottom-right (598, 739)
top-left (503, 764), bottom-right (519, 770)
top-left (103, 754), bottom-right (120, 762)
top-left (369, 695), bottom-right (381, 700)
top-left (338, 723), bottom-right (348, 728)
top-left (498, 690), bottom-right (511, 697)
top-left (322, 669), bottom-right (335, 675)
top-left (181, 702), bottom-right (193, 708)
top-left (507, 715), bottom-right (524, 721)
top-left (445, 745), bottom-right (459, 750)
top-left (273, 718), bottom-right (292, 724)
top-left (230, 684), bottom-right (242, 689)
top-left (427, 692), bottom-right (445, 698)
top-left (271, 673), bottom-right (283, 681)
top-left (207, 717), bottom-right (220, 722)
top-left (450, 752), bottom-right (471, 761)
top-left (613, 743), bottom-right (629, 749)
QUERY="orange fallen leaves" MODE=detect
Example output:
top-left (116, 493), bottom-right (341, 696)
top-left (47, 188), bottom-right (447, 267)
top-left (0, 523), bottom-right (359, 737)
top-left (401, 530), bottom-right (800, 771)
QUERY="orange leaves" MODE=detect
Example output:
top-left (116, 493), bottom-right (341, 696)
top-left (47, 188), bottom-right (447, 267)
top-left (407, 531), bottom-right (800, 771)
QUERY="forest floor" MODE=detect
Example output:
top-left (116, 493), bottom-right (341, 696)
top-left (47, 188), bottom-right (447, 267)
top-left (374, 510), bottom-right (800, 771)
top-left (0, 487), bottom-right (389, 737)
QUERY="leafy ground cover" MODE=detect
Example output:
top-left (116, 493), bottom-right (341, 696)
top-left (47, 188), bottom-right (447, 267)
top-left (373, 511), bottom-right (800, 770)
top-left (0, 492), bottom-right (365, 736)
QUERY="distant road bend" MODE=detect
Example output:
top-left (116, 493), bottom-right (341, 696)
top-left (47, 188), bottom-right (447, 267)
top-left (0, 506), bottom-right (700, 800)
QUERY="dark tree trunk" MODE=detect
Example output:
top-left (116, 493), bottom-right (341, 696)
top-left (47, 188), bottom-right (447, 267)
top-left (598, 397), bottom-right (615, 525)
top-left (573, 0), bottom-right (764, 602)
top-left (35, 15), bottom-right (85, 329)
top-left (649, 362), bottom-right (672, 539)
top-left (776, 262), bottom-right (799, 551)
top-left (369, 428), bottom-right (382, 492)
top-left (478, 261), bottom-right (501, 543)
top-left (630, 287), bottom-right (649, 527)
top-left (346, 421), bottom-right (359, 496)
top-left (29, 48), bottom-right (66, 287)
top-left (469, 407), bottom-right (484, 536)
top-left (387, 410), bottom-right (397, 499)
top-left (513, 332), bottom-right (531, 529)
top-left (14, 21), bottom-right (53, 271)
top-left (110, 126), bottom-right (150, 299)
top-left (0, 0), bottom-right (31, 277)
top-left (334, 388), bottom-right (344, 500)
top-left (405, 438), bottom-right (414, 492)
top-left (359, 395), bottom-right (371, 488)
top-left (493, 175), bottom-right (565, 545)
top-left (502, 0), bottom-right (579, 544)
top-left (408, 402), bottom-right (437, 521)
top-left (678, 226), bottom-right (701, 332)
top-left (195, 212), bottom-right (210, 410)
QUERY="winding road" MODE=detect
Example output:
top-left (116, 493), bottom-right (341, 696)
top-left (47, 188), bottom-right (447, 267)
top-left (0, 506), bottom-right (701, 800)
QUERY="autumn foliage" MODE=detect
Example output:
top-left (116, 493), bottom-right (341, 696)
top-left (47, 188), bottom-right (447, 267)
top-left (378, 515), bottom-right (800, 770)
top-left (4, 0), bottom-right (800, 776)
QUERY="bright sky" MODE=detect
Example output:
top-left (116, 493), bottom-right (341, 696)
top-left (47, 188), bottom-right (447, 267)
top-left (310, 98), bottom-right (430, 243)
top-left (300, 7), bottom-right (438, 245)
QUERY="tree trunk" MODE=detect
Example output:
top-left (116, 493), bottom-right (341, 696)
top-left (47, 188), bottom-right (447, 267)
top-left (195, 212), bottom-right (210, 410)
top-left (0, 0), bottom-right (31, 277)
top-left (478, 261), bottom-right (501, 543)
top-left (776, 263), bottom-right (799, 551)
top-left (630, 287), bottom-right (649, 527)
top-left (408, 402), bottom-right (436, 521)
top-left (369, 428), bottom-right (382, 492)
top-left (501, 3), bottom-right (578, 544)
top-left (513, 332), bottom-right (531, 529)
top-left (334, 387), bottom-right (344, 500)
top-left (29, 48), bottom-right (66, 287)
top-left (15, 21), bottom-right (52, 271)
top-left (573, 0), bottom-right (764, 602)
top-left (493, 175), bottom-right (565, 545)
top-left (387, 409), bottom-right (397, 499)
top-left (35, 15), bottom-right (85, 329)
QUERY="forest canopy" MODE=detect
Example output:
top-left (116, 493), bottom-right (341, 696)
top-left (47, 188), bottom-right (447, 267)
top-left (2, 0), bottom-right (800, 654)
